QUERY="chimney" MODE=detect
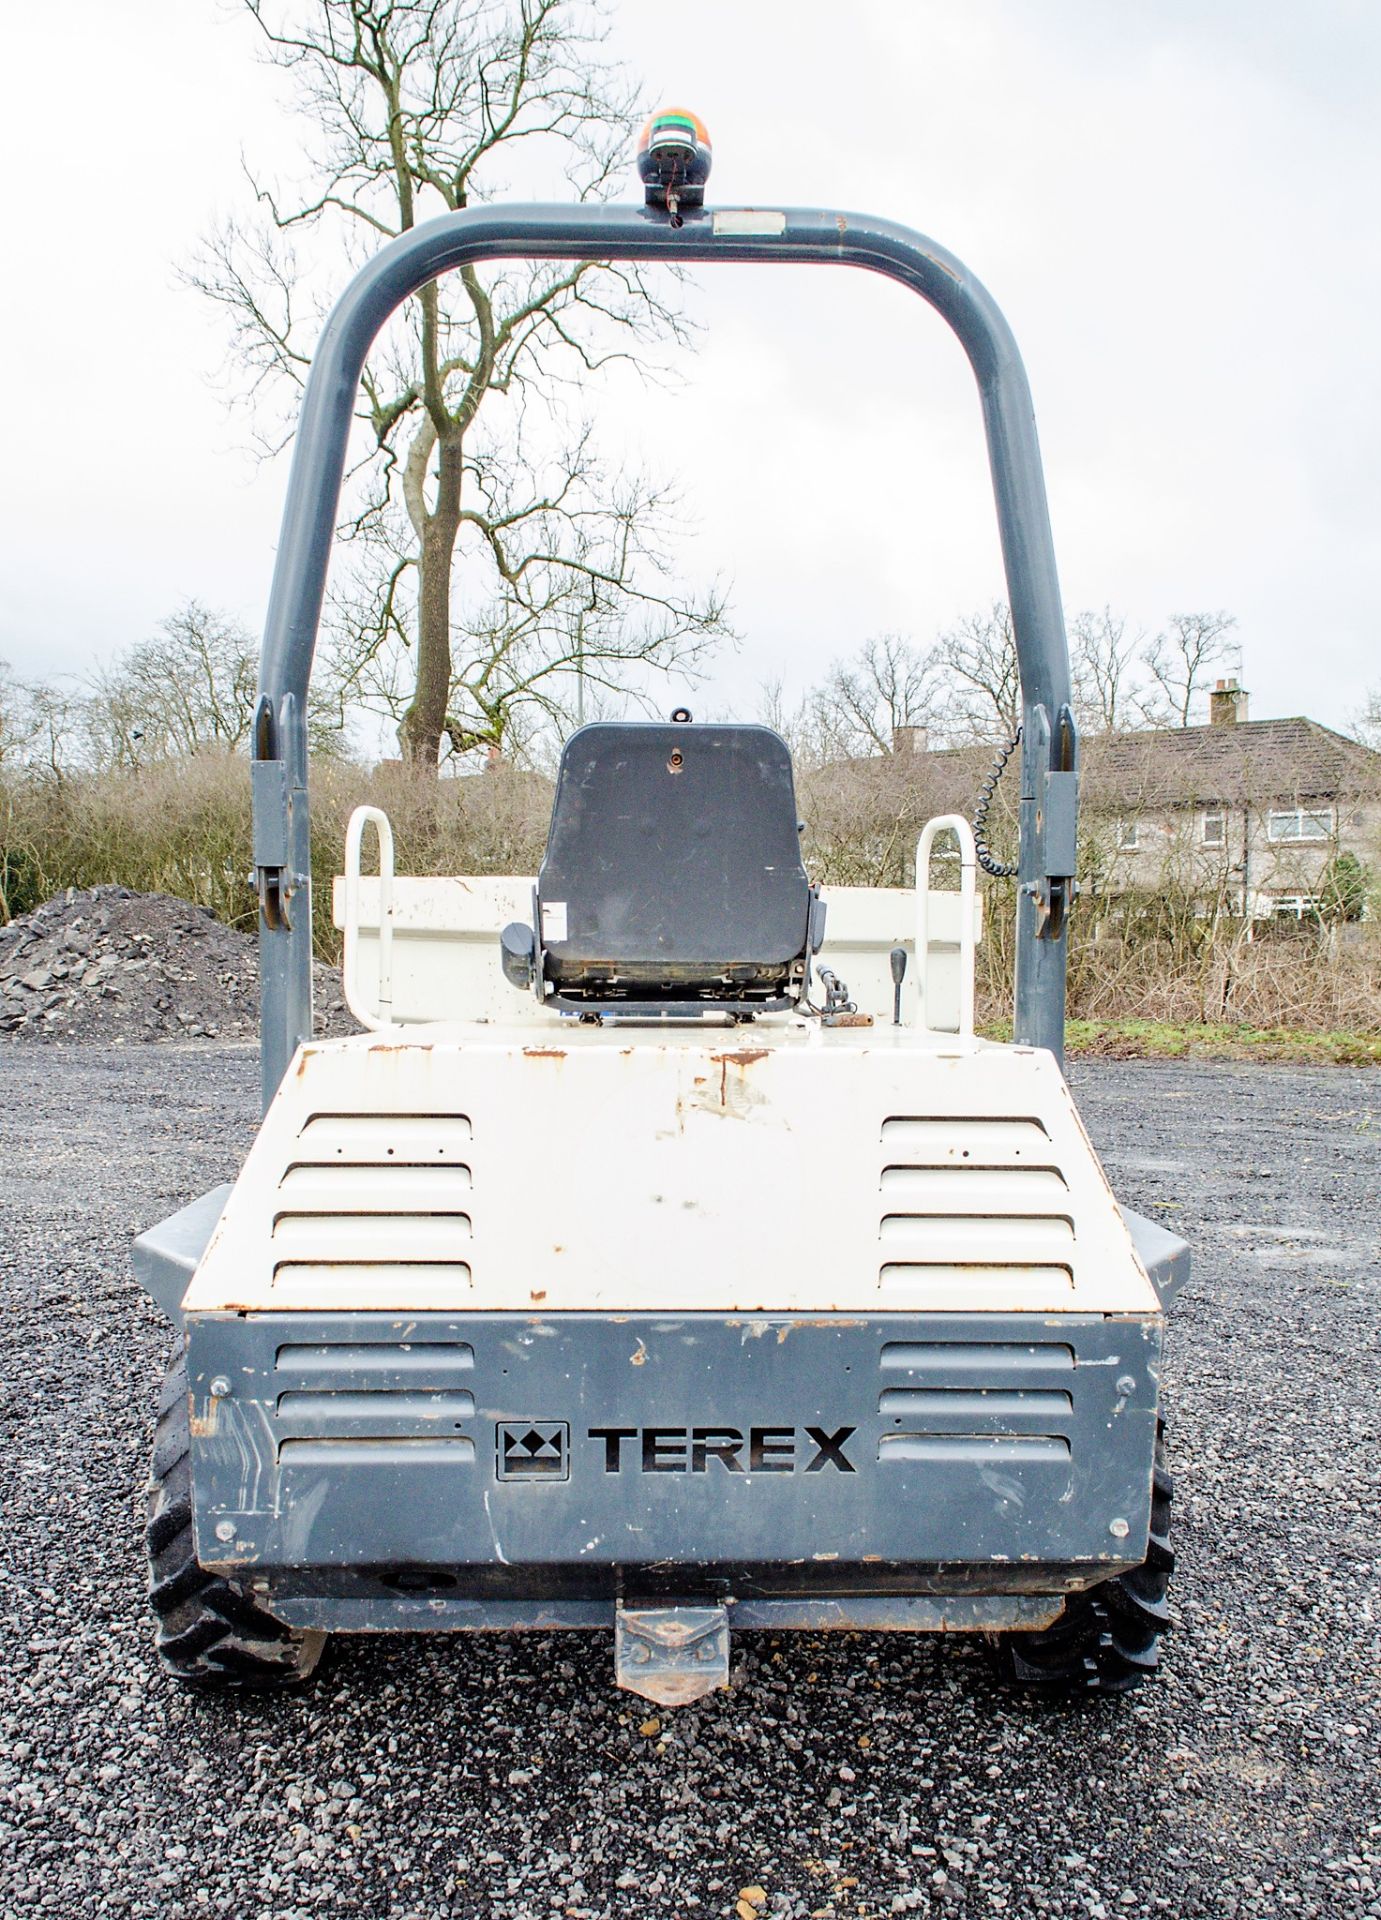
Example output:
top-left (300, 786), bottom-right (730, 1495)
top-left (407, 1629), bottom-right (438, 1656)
top-left (1209, 677), bottom-right (1248, 726)
top-left (892, 724), bottom-right (929, 756)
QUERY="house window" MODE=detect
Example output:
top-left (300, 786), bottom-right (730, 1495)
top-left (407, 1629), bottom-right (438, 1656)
top-left (1201, 808), bottom-right (1226, 848)
top-left (1116, 819), bottom-right (1140, 852)
top-left (1272, 893), bottom-right (1319, 921)
top-left (1268, 806), bottom-right (1335, 843)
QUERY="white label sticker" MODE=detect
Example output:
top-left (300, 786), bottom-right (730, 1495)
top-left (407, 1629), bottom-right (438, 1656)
top-left (712, 209), bottom-right (788, 237)
top-left (541, 901), bottom-right (568, 943)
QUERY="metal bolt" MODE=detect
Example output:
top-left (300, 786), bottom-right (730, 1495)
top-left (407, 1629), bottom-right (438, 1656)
top-left (214, 1520), bottom-right (237, 1542)
top-left (209, 1375), bottom-right (232, 1398)
top-left (1108, 1517), bottom-right (1130, 1540)
top-left (1115, 1375), bottom-right (1136, 1396)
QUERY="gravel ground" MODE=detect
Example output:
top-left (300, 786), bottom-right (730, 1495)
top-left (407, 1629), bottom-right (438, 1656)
top-left (1, 1046), bottom-right (1378, 1919)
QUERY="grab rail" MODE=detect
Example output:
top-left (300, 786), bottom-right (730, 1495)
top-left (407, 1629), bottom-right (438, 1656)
top-left (915, 815), bottom-right (978, 1039)
top-left (342, 805), bottom-right (395, 1031)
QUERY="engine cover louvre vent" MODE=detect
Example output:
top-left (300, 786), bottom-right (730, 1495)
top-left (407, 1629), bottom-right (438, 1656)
top-left (278, 1164), bottom-right (472, 1206)
top-left (879, 1340), bottom-right (1075, 1375)
top-left (878, 1433), bottom-right (1070, 1464)
top-left (277, 1437), bottom-right (476, 1466)
top-left (275, 1388), bottom-right (476, 1438)
top-left (267, 1112), bottom-right (476, 1304)
top-left (271, 1214), bottom-right (472, 1255)
top-left (877, 1386), bottom-right (1074, 1420)
top-left (274, 1338), bottom-right (475, 1381)
top-left (878, 1116), bottom-right (1079, 1306)
top-left (880, 1166), bottom-right (1068, 1206)
top-left (270, 1336), bottom-right (477, 1466)
top-left (880, 1116), bottom-right (1050, 1162)
top-left (295, 1112), bottom-right (472, 1159)
top-left (878, 1336), bottom-right (1077, 1469)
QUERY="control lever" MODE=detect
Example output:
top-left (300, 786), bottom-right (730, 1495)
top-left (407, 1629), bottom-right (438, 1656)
top-left (889, 945), bottom-right (908, 1026)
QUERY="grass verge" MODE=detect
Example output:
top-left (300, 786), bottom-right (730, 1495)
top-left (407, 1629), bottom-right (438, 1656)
top-left (981, 1016), bottom-right (1381, 1065)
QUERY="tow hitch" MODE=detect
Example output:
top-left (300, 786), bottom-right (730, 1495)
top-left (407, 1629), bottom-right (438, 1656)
top-left (614, 1603), bottom-right (732, 1706)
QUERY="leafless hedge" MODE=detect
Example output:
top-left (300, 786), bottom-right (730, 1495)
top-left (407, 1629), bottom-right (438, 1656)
top-left (977, 910), bottom-right (1381, 1032)
top-left (2, 751), bottom-right (1377, 1032)
top-left (0, 754), bottom-right (549, 960)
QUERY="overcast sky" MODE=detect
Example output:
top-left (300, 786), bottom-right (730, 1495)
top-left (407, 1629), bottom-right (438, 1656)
top-left (3, 0), bottom-right (1378, 739)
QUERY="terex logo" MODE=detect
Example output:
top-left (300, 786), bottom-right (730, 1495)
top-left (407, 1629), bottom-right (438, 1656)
top-left (588, 1425), bottom-right (856, 1475)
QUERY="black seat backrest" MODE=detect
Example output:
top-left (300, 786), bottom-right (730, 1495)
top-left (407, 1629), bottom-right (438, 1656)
top-left (536, 722), bottom-right (812, 1005)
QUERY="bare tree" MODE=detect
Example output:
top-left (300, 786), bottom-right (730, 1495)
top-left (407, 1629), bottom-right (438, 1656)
top-left (85, 603), bottom-right (348, 770)
top-left (326, 424), bottom-right (727, 763)
top-left (1350, 684), bottom-right (1381, 751)
top-left (1138, 610), bottom-right (1238, 729)
top-left (803, 633), bottom-right (945, 764)
top-left (0, 661), bottom-right (29, 769)
top-left (0, 672), bottom-right (82, 781)
top-left (86, 604), bottom-right (260, 767)
top-left (193, 0), bottom-right (727, 767)
top-left (1070, 606), bottom-right (1145, 735)
top-left (0, 662), bottom-right (82, 776)
top-left (936, 602), bottom-right (1020, 744)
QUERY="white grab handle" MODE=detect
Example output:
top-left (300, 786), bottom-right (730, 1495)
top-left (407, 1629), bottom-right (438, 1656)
top-left (915, 814), bottom-right (978, 1038)
top-left (343, 805), bottom-right (396, 1030)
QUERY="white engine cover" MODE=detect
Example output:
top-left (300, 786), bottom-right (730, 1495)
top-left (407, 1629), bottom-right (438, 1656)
top-left (184, 1025), bottom-right (1158, 1320)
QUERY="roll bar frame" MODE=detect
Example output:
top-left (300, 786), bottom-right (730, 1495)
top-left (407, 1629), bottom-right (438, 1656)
top-left (251, 201), bottom-right (1079, 1106)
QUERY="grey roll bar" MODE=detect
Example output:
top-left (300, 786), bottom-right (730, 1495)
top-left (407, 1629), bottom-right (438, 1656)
top-left (252, 201), bottom-right (1078, 1106)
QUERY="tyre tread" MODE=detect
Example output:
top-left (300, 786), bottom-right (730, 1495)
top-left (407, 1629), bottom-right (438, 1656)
top-left (989, 1419), bottom-right (1174, 1697)
top-left (145, 1347), bottom-right (324, 1691)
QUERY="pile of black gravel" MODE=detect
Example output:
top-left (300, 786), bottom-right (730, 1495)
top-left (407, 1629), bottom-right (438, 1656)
top-left (0, 886), bottom-right (351, 1043)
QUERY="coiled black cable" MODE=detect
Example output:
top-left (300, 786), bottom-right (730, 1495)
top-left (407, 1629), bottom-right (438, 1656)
top-left (972, 723), bottom-right (1022, 878)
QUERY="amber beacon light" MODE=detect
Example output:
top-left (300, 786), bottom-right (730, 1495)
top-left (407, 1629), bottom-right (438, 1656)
top-left (636, 107), bottom-right (713, 220)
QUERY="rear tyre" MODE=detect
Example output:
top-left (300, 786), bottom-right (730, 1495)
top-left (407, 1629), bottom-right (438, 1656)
top-left (146, 1347), bottom-right (326, 1690)
top-left (989, 1419), bottom-right (1174, 1696)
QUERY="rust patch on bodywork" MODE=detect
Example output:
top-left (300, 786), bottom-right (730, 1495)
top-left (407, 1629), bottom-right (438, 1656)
top-left (523, 1047), bottom-right (567, 1060)
top-left (679, 1047), bottom-right (771, 1118)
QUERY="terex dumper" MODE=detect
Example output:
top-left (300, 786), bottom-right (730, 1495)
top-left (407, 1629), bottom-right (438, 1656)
top-left (134, 112), bottom-right (1183, 1707)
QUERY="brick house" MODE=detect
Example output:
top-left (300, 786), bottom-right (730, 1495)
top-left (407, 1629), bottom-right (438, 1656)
top-left (1077, 682), bottom-right (1381, 921)
top-left (828, 681), bottom-right (1381, 919)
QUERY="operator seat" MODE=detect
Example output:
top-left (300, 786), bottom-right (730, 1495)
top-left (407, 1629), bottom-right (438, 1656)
top-left (501, 720), bottom-right (822, 1012)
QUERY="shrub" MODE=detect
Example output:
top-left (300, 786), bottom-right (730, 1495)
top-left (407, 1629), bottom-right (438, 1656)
top-left (0, 754), bottom-right (551, 958)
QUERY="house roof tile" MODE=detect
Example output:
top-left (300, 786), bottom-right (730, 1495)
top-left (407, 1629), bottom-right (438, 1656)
top-left (1078, 716), bottom-right (1381, 806)
top-left (829, 717), bottom-right (1381, 812)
